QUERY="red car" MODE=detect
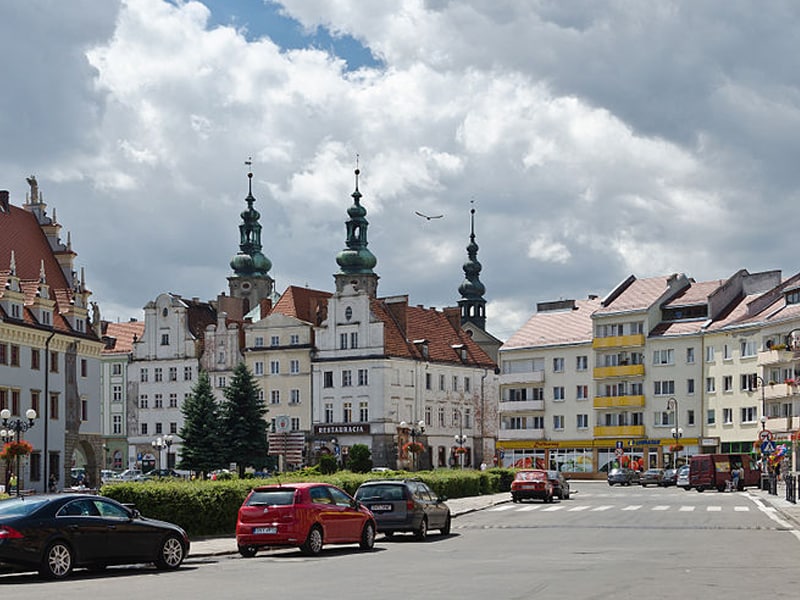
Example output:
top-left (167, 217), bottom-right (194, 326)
top-left (511, 469), bottom-right (554, 503)
top-left (236, 483), bottom-right (377, 557)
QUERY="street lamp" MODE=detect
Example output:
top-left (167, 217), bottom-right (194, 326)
top-left (1, 408), bottom-right (37, 497)
top-left (754, 375), bottom-right (767, 431)
top-left (666, 397), bottom-right (680, 468)
top-left (151, 435), bottom-right (172, 473)
top-left (454, 408), bottom-right (468, 469)
top-left (400, 420), bottom-right (425, 472)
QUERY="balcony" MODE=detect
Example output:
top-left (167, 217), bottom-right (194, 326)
top-left (592, 334), bottom-right (645, 349)
top-left (593, 425), bottom-right (646, 438)
top-left (762, 416), bottom-right (798, 434)
top-left (497, 429), bottom-right (546, 441)
top-left (499, 370), bottom-right (545, 386)
top-left (760, 383), bottom-right (798, 401)
top-left (593, 364), bottom-right (645, 379)
top-left (757, 348), bottom-right (800, 367)
top-left (593, 395), bottom-right (646, 409)
top-left (499, 399), bottom-right (545, 413)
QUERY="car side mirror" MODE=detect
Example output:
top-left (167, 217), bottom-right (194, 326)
top-left (437, 496), bottom-right (447, 503)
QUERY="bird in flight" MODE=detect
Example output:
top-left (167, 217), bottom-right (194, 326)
top-left (415, 211), bottom-right (444, 221)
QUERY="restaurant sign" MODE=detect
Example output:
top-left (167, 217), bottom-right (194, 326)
top-left (313, 424), bottom-right (371, 435)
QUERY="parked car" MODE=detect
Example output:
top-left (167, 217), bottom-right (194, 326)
top-left (137, 468), bottom-right (183, 481)
top-left (639, 468), bottom-right (665, 487)
top-left (661, 468), bottom-right (679, 487)
top-left (99, 469), bottom-right (118, 484)
top-left (0, 493), bottom-right (189, 579)
top-left (354, 479), bottom-right (451, 540)
top-left (677, 465), bottom-right (691, 490)
top-left (236, 482), bottom-right (377, 557)
top-left (607, 467), bottom-right (640, 486)
top-left (108, 468), bottom-right (143, 482)
top-left (511, 469), bottom-right (554, 503)
top-left (547, 470), bottom-right (571, 500)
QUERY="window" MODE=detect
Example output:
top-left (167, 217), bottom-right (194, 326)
top-left (155, 422), bottom-right (163, 434)
top-left (80, 359), bottom-right (87, 378)
top-left (290, 334), bottom-right (300, 345)
top-left (169, 367), bottom-right (177, 381)
top-left (10, 390), bottom-right (19, 415)
top-left (653, 380), bottom-right (675, 396)
top-left (741, 407), bottom-right (757, 423)
top-left (49, 393), bottom-right (59, 419)
top-left (184, 365), bottom-right (192, 381)
top-left (687, 410), bottom-right (695, 426)
top-left (553, 357), bottom-right (565, 372)
top-left (81, 398), bottom-right (88, 421)
top-left (161, 333), bottom-right (169, 346)
top-left (464, 377), bottom-right (471, 392)
top-left (741, 373), bottom-right (757, 391)
top-left (113, 415), bottom-right (122, 435)
top-left (270, 390), bottom-right (280, 405)
top-left (290, 360), bottom-right (300, 374)
top-left (140, 423), bottom-right (148, 436)
top-left (217, 376), bottom-right (226, 388)
top-left (706, 377), bottom-right (716, 393)
top-left (255, 336), bottom-right (264, 348)
top-left (170, 422), bottom-right (178, 434)
top-left (553, 386), bottom-right (565, 401)
top-left (49, 351), bottom-right (58, 373)
top-left (350, 332), bottom-right (358, 349)
top-left (687, 378), bottom-right (695, 395)
top-left (705, 346), bottom-right (715, 362)
top-left (0, 344), bottom-right (6, 364)
top-left (343, 402), bottom-right (352, 423)
top-left (112, 385), bottom-right (123, 402)
top-left (653, 349), bottom-right (674, 365)
top-left (271, 335), bottom-right (280, 347)
top-left (425, 406), bottom-right (432, 427)
top-left (359, 401), bottom-right (369, 422)
top-left (507, 417), bottom-right (525, 430)
top-left (342, 370), bottom-right (352, 387)
top-left (438, 407), bottom-right (446, 427)
top-left (270, 361), bottom-right (280, 374)
top-left (439, 375), bottom-right (446, 391)
top-left (112, 363), bottom-right (123, 376)
top-left (741, 339), bottom-right (757, 358)
top-left (141, 368), bottom-right (148, 383)
top-left (290, 389), bottom-right (300, 404)
top-left (577, 414), bottom-right (589, 429)
top-left (723, 344), bottom-right (732, 360)
top-left (425, 373), bottom-right (432, 390)
top-left (707, 409), bottom-right (716, 425)
top-left (576, 355), bottom-right (588, 371)
top-left (154, 368), bottom-right (163, 382)
top-left (358, 369), bottom-right (368, 386)
top-left (324, 403), bottom-right (334, 424)
top-left (154, 394), bottom-right (163, 408)
top-left (452, 376), bottom-right (458, 391)
top-left (532, 416), bottom-right (544, 429)
top-left (340, 333), bottom-right (348, 350)
top-left (553, 415), bottom-right (565, 430)
top-left (576, 385), bottom-right (589, 400)
top-left (169, 393), bottom-right (178, 408)
top-left (290, 417), bottom-right (301, 431)
top-left (31, 349), bottom-right (40, 370)
top-left (723, 375), bottom-right (733, 392)
top-left (686, 347), bottom-right (695, 364)
top-left (10, 345), bottom-right (19, 367)
top-left (254, 361), bottom-right (264, 376)
top-left (323, 371), bottom-right (334, 388)
top-left (723, 408), bottom-right (733, 424)
top-left (30, 391), bottom-right (40, 415)
top-left (140, 395), bottom-right (149, 409)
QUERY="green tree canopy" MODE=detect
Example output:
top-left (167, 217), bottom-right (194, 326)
top-left (220, 362), bottom-right (269, 476)
top-left (347, 444), bottom-right (373, 473)
top-left (178, 370), bottom-right (225, 477)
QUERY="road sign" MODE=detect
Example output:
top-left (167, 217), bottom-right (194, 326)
top-left (759, 429), bottom-right (773, 442)
top-left (761, 440), bottom-right (777, 455)
top-left (275, 415), bottom-right (290, 433)
top-left (614, 448), bottom-right (624, 458)
top-left (616, 441), bottom-right (624, 450)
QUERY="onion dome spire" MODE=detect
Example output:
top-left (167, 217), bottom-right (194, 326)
top-left (230, 160), bottom-right (272, 277)
top-left (458, 202), bottom-right (486, 328)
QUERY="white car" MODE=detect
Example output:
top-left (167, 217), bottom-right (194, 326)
top-left (677, 465), bottom-right (691, 490)
top-left (111, 468), bottom-right (144, 482)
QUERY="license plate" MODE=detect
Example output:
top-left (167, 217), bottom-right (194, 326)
top-left (253, 527), bottom-right (277, 534)
top-left (371, 504), bottom-right (392, 511)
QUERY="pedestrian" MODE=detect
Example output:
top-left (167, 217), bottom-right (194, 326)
top-left (48, 473), bottom-right (57, 493)
top-left (9, 473), bottom-right (17, 493)
top-left (731, 464), bottom-right (741, 491)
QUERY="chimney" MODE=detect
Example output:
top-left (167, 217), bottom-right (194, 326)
top-left (385, 297), bottom-right (408, 335)
top-left (444, 306), bottom-right (461, 329)
top-left (0, 190), bottom-right (9, 213)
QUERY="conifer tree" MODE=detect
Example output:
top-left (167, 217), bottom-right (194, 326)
top-left (178, 370), bottom-right (224, 477)
top-left (220, 362), bottom-right (269, 476)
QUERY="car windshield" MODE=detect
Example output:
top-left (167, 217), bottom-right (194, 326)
top-left (0, 496), bottom-right (50, 516)
top-left (355, 485), bottom-right (405, 501)
top-left (516, 471), bottom-right (546, 481)
top-left (246, 489), bottom-right (295, 506)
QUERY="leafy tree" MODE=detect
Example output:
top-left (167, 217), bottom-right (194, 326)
top-left (220, 362), bottom-right (269, 477)
top-left (319, 454), bottom-right (338, 475)
top-left (178, 370), bottom-right (225, 477)
top-left (347, 444), bottom-right (373, 473)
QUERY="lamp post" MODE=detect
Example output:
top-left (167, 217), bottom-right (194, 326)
top-left (666, 397), bottom-right (680, 468)
top-left (400, 420), bottom-right (425, 471)
top-left (164, 435), bottom-right (173, 470)
top-left (1, 408), bottom-right (37, 497)
top-left (454, 408), bottom-right (467, 469)
top-left (151, 435), bottom-right (172, 473)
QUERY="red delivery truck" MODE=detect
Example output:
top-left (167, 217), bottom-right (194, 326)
top-left (689, 454), bottom-right (760, 492)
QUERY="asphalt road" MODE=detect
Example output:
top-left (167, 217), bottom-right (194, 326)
top-left (3, 482), bottom-right (800, 599)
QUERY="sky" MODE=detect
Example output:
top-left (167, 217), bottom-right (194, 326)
top-left (2, 0), bottom-right (800, 342)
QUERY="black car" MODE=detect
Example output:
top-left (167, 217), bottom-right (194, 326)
top-left (661, 468), bottom-right (679, 487)
top-left (0, 494), bottom-right (189, 579)
top-left (354, 479), bottom-right (451, 540)
top-left (547, 471), bottom-right (571, 500)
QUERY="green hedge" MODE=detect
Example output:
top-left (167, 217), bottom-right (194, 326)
top-left (101, 468), bottom-right (516, 538)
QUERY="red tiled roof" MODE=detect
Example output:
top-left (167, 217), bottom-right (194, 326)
top-left (272, 285), bottom-right (332, 324)
top-left (101, 320), bottom-right (146, 353)
top-left (502, 297), bottom-right (603, 350)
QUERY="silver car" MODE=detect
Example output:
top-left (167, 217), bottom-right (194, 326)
top-left (677, 465), bottom-right (691, 490)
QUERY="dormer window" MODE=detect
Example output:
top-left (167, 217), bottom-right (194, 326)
top-left (413, 339), bottom-right (429, 359)
top-left (10, 303), bottom-right (21, 319)
top-left (786, 288), bottom-right (800, 305)
top-left (42, 311), bottom-right (51, 325)
top-left (451, 343), bottom-right (467, 361)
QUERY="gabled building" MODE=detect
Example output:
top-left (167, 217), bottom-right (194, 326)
top-left (311, 168), bottom-right (499, 469)
top-left (0, 177), bottom-right (103, 492)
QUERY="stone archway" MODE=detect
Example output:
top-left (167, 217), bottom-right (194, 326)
top-left (66, 435), bottom-right (101, 488)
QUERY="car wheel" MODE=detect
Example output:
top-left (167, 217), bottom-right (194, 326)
top-left (238, 545), bottom-right (258, 558)
top-left (40, 541), bottom-right (73, 580)
top-left (414, 517), bottom-right (428, 541)
top-left (696, 486), bottom-right (705, 493)
top-left (441, 514), bottom-right (452, 536)
top-left (360, 522), bottom-right (376, 550)
top-left (683, 486), bottom-right (691, 491)
top-left (155, 534), bottom-right (186, 570)
top-left (301, 525), bottom-right (323, 556)
top-left (563, 491), bottom-right (570, 500)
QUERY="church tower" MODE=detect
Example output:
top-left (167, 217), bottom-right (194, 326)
top-left (458, 205), bottom-right (486, 329)
top-left (227, 163), bottom-right (275, 314)
top-left (334, 166), bottom-right (379, 297)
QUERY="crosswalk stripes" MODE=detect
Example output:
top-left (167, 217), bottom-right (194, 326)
top-left (489, 503), bottom-right (752, 514)
top-left (621, 505), bottom-right (642, 511)
top-left (679, 506), bottom-right (695, 512)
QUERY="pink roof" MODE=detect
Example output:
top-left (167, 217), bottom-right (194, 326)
top-left (502, 297), bottom-right (602, 349)
top-left (595, 275), bottom-right (678, 315)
